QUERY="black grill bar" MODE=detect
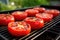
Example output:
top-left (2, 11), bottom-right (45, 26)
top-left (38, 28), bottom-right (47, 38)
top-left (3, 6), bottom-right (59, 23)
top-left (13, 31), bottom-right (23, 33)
top-left (19, 15), bottom-right (60, 40)
top-left (47, 30), bottom-right (59, 35)
top-left (56, 35), bottom-right (60, 40)
top-left (0, 34), bottom-right (8, 40)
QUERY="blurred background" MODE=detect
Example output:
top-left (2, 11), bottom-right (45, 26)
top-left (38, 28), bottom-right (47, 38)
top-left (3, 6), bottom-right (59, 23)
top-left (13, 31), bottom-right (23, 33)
top-left (0, 0), bottom-right (60, 11)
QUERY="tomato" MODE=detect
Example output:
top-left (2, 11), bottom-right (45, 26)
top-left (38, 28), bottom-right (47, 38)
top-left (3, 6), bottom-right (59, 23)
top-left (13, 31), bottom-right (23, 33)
top-left (24, 17), bottom-right (44, 30)
top-left (36, 13), bottom-right (53, 22)
top-left (12, 11), bottom-right (27, 20)
top-left (8, 21), bottom-right (31, 37)
top-left (45, 9), bottom-right (60, 17)
top-left (0, 14), bottom-right (14, 26)
top-left (33, 7), bottom-right (46, 13)
top-left (25, 9), bottom-right (39, 17)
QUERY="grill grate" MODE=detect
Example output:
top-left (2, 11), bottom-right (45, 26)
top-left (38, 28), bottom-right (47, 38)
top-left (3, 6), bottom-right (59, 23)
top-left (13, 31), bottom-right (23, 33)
top-left (34, 21), bottom-right (60, 40)
top-left (0, 15), bottom-right (60, 40)
top-left (34, 30), bottom-right (59, 40)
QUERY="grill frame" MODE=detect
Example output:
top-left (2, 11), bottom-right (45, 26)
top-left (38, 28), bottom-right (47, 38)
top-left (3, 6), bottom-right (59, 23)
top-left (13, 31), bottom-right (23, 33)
top-left (0, 5), bottom-right (60, 40)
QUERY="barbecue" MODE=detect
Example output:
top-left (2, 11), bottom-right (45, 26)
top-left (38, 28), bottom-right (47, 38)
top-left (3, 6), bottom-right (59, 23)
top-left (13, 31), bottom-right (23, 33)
top-left (0, 5), bottom-right (60, 40)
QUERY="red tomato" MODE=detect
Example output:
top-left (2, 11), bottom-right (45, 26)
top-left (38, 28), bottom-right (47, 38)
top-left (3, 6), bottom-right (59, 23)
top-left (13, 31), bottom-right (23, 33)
top-left (0, 14), bottom-right (14, 25)
top-left (36, 13), bottom-right (53, 22)
top-left (33, 7), bottom-right (46, 13)
top-left (25, 9), bottom-right (39, 17)
top-left (12, 11), bottom-right (27, 20)
top-left (24, 17), bottom-right (44, 30)
top-left (8, 21), bottom-right (31, 37)
top-left (45, 10), bottom-right (60, 17)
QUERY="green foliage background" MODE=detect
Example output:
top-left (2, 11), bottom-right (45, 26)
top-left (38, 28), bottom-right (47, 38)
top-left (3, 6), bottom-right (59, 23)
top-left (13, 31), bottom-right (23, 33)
top-left (0, 0), bottom-right (50, 11)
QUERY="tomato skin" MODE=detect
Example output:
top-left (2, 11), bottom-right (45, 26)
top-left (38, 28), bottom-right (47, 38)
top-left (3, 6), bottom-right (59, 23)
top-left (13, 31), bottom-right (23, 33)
top-left (36, 13), bottom-right (53, 22)
top-left (33, 7), bottom-right (46, 13)
top-left (8, 21), bottom-right (31, 37)
top-left (45, 10), bottom-right (60, 17)
top-left (25, 9), bottom-right (39, 17)
top-left (12, 11), bottom-right (27, 21)
top-left (0, 14), bottom-right (14, 26)
top-left (24, 17), bottom-right (44, 30)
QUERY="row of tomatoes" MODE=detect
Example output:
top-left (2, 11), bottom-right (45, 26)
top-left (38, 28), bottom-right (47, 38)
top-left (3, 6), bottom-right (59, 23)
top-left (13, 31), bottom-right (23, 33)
top-left (0, 7), bottom-right (60, 37)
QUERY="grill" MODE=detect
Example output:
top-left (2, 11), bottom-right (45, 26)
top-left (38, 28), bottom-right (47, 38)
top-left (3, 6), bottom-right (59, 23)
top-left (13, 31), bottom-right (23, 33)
top-left (0, 5), bottom-right (60, 40)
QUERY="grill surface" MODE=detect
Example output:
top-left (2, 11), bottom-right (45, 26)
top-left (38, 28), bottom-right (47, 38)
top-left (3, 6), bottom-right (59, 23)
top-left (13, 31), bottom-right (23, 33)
top-left (0, 5), bottom-right (60, 40)
top-left (34, 20), bottom-right (60, 40)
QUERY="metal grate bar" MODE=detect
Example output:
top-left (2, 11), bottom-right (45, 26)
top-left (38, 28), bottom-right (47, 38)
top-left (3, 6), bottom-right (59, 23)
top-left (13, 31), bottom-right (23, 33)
top-left (0, 34), bottom-right (8, 40)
